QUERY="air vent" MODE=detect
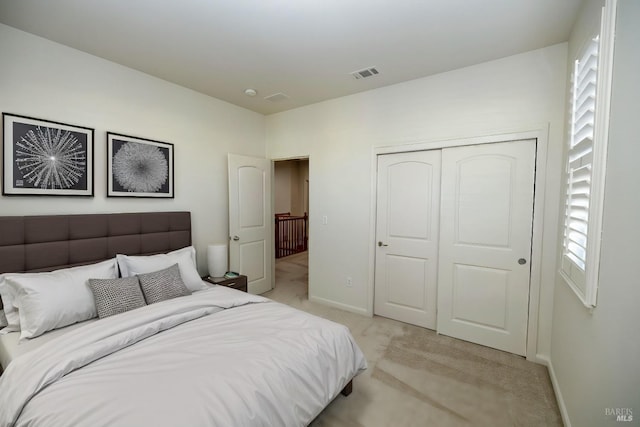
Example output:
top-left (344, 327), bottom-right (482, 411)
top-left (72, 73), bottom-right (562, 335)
top-left (264, 92), bottom-right (290, 103)
top-left (350, 67), bottom-right (380, 80)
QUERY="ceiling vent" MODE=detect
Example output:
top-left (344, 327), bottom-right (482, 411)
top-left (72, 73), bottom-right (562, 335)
top-left (264, 92), bottom-right (290, 103)
top-left (350, 67), bottom-right (380, 80)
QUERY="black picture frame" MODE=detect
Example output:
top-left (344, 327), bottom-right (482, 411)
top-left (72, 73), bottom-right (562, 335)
top-left (2, 113), bottom-right (94, 197)
top-left (107, 132), bottom-right (174, 198)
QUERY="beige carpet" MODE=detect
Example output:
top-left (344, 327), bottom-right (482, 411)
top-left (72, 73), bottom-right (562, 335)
top-left (264, 252), bottom-right (562, 427)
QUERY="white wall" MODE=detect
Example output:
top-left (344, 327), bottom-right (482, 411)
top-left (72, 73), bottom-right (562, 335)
top-left (0, 24), bottom-right (265, 274)
top-left (266, 44), bottom-right (568, 358)
top-left (274, 162), bottom-right (293, 214)
top-left (549, 1), bottom-right (640, 425)
top-left (274, 160), bottom-right (308, 216)
top-left (290, 160), bottom-right (308, 216)
top-left (300, 161), bottom-right (309, 215)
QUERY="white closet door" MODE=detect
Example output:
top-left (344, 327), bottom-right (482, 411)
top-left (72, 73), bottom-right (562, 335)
top-left (437, 140), bottom-right (536, 356)
top-left (374, 151), bottom-right (441, 329)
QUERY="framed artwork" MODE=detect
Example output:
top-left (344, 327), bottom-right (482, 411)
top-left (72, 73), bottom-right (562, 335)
top-left (2, 113), bottom-right (94, 196)
top-left (107, 132), bottom-right (174, 198)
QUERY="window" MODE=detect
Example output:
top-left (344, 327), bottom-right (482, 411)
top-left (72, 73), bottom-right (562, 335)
top-left (560, 3), bottom-right (616, 308)
top-left (561, 37), bottom-right (598, 290)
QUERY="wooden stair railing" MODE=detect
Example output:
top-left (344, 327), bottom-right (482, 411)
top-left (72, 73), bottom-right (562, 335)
top-left (275, 213), bottom-right (308, 258)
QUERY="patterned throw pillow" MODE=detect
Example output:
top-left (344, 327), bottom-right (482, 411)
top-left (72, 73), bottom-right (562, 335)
top-left (137, 263), bottom-right (191, 305)
top-left (88, 277), bottom-right (147, 319)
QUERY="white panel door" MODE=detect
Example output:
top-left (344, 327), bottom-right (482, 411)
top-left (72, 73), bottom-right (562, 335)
top-left (228, 154), bottom-right (272, 294)
top-left (374, 151), bottom-right (441, 329)
top-left (437, 139), bottom-right (536, 355)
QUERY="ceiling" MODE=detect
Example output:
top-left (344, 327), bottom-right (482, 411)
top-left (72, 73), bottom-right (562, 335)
top-left (0, 0), bottom-right (583, 115)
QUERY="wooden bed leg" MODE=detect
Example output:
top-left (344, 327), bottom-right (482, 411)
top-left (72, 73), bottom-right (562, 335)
top-left (340, 380), bottom-right (353, 396)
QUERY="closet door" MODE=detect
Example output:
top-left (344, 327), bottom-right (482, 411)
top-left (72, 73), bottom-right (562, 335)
top-left (437, 140), bottom-right (536, 356)
top-left (374, 151), bottom-right (441, 329)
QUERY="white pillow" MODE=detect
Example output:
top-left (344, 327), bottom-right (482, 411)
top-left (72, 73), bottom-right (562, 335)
top-left (6, 258), bottom-right (118, 340)
top-left (116, 246), bottom-right (205, 292)
top-left (0, 275), bottom-right (22, 334)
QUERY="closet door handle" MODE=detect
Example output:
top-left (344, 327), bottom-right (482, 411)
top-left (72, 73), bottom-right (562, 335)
top-left (378, 241), bottom-right (388, 247)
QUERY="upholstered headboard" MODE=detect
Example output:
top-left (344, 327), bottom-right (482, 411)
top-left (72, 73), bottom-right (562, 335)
top-left (0, 211), bottom-right (191, 309)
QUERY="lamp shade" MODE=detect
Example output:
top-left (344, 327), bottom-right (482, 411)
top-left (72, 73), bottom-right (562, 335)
top-left (207, 244), bottom-right (228, 278)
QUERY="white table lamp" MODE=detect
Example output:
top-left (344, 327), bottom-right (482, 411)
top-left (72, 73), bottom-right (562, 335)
top-left (207, 244), bottom-right (228, 278)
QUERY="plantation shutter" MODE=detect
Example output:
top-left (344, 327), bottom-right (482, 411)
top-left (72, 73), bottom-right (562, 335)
top-left (562, 37), bottom-right (599, 292)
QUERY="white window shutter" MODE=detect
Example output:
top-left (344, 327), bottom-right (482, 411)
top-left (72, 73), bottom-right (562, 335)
top-left (561, 37), bottom-right (598, 297)
top-left (560, 1), bottom-right (617, 308)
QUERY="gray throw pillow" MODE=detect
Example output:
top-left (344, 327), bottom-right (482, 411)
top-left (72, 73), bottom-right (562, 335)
top-left (137, 263), bottom-right (191, 305)
top-left (88, 277), bottom-right (146, 319)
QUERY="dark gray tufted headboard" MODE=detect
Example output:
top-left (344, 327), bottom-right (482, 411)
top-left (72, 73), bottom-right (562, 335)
top-left (0, 211), bottom-right (191, 309)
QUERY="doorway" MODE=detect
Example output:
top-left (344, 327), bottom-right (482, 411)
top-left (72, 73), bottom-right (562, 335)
top-left (374, 139), bottom-right (536, 356)
top-left (273, 159), bottom-right (309, 296)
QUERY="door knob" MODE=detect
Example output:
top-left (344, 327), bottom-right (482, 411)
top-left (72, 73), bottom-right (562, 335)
top-left (518, 258), bottom-right (527, 265)
top-left (232, 236), bottom-right (240, 241)
top-left (378, 241), bottom-right (388, 247)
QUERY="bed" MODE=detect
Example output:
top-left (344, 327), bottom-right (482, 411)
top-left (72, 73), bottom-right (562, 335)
top-left (0, 212), bottom-right (367, 427)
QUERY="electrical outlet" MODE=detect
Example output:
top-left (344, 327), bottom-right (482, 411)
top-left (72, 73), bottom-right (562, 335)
top-left (322, 215), bottom-right (328, 225)
top-left (346, 277), bottom-right (353, 287)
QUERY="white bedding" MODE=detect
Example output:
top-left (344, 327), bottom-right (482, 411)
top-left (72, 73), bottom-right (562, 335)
top-left (0, 286), bottom-right (367, 427)
top-left (0, 332), bottom-right (18, 370)
top-left (0, 320), bottom-right (97, 369)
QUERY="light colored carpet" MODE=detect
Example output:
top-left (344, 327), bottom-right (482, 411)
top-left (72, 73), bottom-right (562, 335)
top-left (264, 252), bottom-right (562, 427)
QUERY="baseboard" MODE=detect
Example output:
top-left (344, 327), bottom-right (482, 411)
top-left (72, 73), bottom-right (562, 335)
top-left (308, 295), bottom-right (369, 316)
top-left (537, 355), bottom-right (571, 427)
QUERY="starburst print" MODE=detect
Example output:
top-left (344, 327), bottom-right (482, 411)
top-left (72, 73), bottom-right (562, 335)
top-left (112, 142), bottom-right (168, 193)
top-left (14, 126), bottom-right (86, 189)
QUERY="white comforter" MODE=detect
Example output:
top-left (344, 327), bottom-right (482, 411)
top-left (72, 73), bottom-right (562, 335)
top-left (0, 286), bottom-right (367, 427)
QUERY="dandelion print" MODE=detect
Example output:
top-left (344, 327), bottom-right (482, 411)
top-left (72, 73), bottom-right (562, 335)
top-left (112, 142), bottom-right (168, 193)
top-left (14, 126), bottom-right (87, 189)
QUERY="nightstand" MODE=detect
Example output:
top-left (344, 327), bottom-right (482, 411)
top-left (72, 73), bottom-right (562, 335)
top-left (203, 275), bottom-right (248, 293)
